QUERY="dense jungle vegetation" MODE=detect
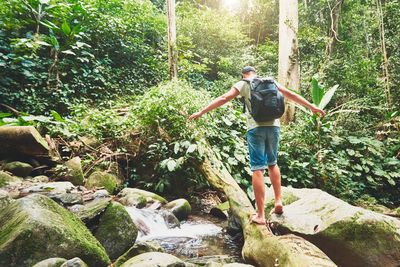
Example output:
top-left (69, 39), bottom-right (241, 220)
top-left (0, 0), bottom-right (399, 209)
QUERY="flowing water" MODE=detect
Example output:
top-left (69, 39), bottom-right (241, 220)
top-left (125, 207), bottom-right (243, 261)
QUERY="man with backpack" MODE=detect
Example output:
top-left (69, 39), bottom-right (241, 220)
top-left (189, 66), bottom-right (326, 224)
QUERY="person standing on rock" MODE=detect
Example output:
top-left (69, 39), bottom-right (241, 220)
top-left (189, 66), bottom-right (326, 224)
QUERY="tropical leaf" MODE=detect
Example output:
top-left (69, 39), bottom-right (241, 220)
top-left (319, 85), bottom-right (339, 109)
top-left (311, 78), bottom-right (324, 106)
top-left (61, 20), bottom-right (71, 35)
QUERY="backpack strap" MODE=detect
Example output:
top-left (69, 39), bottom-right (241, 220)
top-left (240, 78), bottom-right (252, 113)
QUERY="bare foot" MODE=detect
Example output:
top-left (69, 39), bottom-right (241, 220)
top-left (274, 202), bottom-right (283, 215)
top-left (251, 214), bottom-right (266, 225)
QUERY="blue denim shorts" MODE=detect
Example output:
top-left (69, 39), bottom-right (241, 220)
top-left (247, 126), bottom-right (280, 171)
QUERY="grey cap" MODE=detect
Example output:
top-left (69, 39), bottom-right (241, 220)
top-left (241, 66), bottom-right (256, 74)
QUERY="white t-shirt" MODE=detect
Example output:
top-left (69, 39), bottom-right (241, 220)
top-left (233, 80), bottom-right (280, 130)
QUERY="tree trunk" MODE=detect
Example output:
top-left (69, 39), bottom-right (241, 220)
top-left (376, 0), bottom-right (391, 107)
top-left (278, 0), bottom-right (300, 124)
top-left (325, 0), bottom-right (343, 56)
top-left (193, 148), bottom-right (336, 266)
top-left (0, 126), bottom-right (49, 157)
top-left (167, 0), bottom-right (178, 80)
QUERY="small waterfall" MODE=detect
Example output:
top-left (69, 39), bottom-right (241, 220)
top-left (125, 206), bottom-right (222, 241)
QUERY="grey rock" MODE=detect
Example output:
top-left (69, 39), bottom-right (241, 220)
top-left (32, 257), bottom-right (67, 267)
top-left (120, 252), bottom-right (185, 267)
top-left (3, 161), bottom-right (33, 177)
top-left (163, 198), bottom-right (192, 220)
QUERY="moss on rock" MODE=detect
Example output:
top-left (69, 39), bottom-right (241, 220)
top-left (120, 252), bottom-right (185, 267)
top-left (3, 161), bottom-right (33, 177)
top-left (164, 198), bottom-right (191, 220)
top-left (0, 194), bottom-right (110, 267)
top-left (64, 157), bottom-right (84, 186)
top-left (117, 188), bottom-right (167, 207)
top-left (114, 241), bottom-right (164, 267)
top-left (94, 201), bottom-right (138, 260)
top-left (86, 171), bottom-right (120, 194)
top-left (0, 171), bottom-right (22, 187)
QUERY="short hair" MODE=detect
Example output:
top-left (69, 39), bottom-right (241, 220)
top-left (241, 66), bottom-right (256, 74)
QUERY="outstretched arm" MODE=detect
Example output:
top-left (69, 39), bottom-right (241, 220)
top-left (275, 81), bottom-right (326, 116)
top-left (189, 87), bottom-right (240, 120)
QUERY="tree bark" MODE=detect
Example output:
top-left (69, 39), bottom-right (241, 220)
top-left (0, 126), bottom-right (49, 157)
top-left (325, 0), bottom-right (343, 56)
top-left (167, 0), bottom-right (178, 80)
top-left (278, 0), bottom-right (300, 124)
top-left (194, 147), bottom-right (336, 266)
top-left (376, 0), bottom-right (391, 107)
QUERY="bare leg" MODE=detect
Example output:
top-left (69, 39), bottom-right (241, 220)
top-left (251, 170), bottom-right (266, 224)
top-left (268, 164), bottom-right (283, 214)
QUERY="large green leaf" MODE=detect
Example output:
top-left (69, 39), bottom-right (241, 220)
top-left (311, 78), bottom-right (324, 106)
top-left (61, 20), bottom-right (71, 35)
top-left (319, 85), bottom-right (339, 109)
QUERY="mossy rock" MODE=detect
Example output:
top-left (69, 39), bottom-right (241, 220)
top-left (64, 157), bottom-right (84, 186)
top-left (185, 255), bottom-right (235, 265)
top-left (163, 198), bottom-right (191, 220)
top-left (3, 161), bottom-right (33, 177)
top-left (32, 257), bottom-right (67, 267)
top-left (31, 175), bottom-right (49, 183)
top-left (0, 189), bottom-right (13, 207)
top-left (69, 198), bottom-right (111, 223)
top-left (0, 194), bottom-right (111, 267)
top-left (117, 188), bottom-right (167, 208)
top-left (266, 187), bottom-right (400, 267)
top-left (94, 201), bottom-right (138, 260)
top-left (0, 171), bottom-right (21, 188)
top-left (223, 264), bottom-right (255, 267)
top-left (86, 171), bottom-right (120, 194)
top-left (114, 241), bottom-right (164, 267)
top-left (120, 252), bottom-right (185, 267)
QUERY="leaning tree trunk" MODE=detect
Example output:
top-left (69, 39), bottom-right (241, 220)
top-left (194, 147), bottom-right (336, 267)
top-left (167, 0), bottom-right (178, 80)
top-left (0, 126), bottom-right (49, 157)
top-left (278, 0), bottom-right (300, 124)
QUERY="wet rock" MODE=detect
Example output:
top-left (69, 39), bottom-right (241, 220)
top-left (64, 157), bottom-right (84, 186)
top-left (164, 198), bottom-right (191, 220)
top-left (210, 201), bottom-right (229, 219)
top-left (266, 187), bottom-right (400, 267)
top-left (86, 171), bottom-right (120, 194)
top-left (0, 171), bottom-right (22, 187)
top-left (60, 257), bottom-right (88, 267)
top-left (20, 182), bottom-right (75, 194)
top-left (93, 189), bottom-right (109, 199)
top-left (185, 255), bottom-right (235, 265)
top-left (117, 188), bottom-right (167, 208)
top-left (120, 252), bottom-right (185, 267)
top-left (114, 241), bottom-right (164, 267)
top-left (32, 257), bottom-right (67, 267)
top-left (31, 175), bottom-right (49, 183)
top-left (159, 209), bottom-right (180, 228)
top-left (0, 194), bottom-right (110, 267)
top-left (227, 215), bottom-right (242, 236)
top-left (223, 264), bottom-right (254, 267)
top-left (94, 201), bottom-right (138, 260)
top-left (3, 161), bottom-right (33, 177)
top-left (50, 192), bottom-right (83, 206)
top-left (69, 198), bottom-right (111, 223)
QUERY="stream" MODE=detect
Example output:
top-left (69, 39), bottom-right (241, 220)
top-left (125, 206), bottom-right (243, 261)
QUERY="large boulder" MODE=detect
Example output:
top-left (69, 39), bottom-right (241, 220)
top-left (86, 171), bottom-right (120, 194)
top-left (0, 189), bottom-right (13, 207)
top-left (266, 187), bottom-right (400, 267)
top-left (120, 252), bottom-right (185, 267)
top-left (94, 201), bottom-right (138, 260)
top-left (20, 182), bottom-right (75, 194)
top-left (3, 161), bottom-right (33, 177)
top-left (63, 157), bottom-right (84, 186)
top-left (0, 194), bottom-right (110, 267)
top-left (0, 171), bottom-right (21, 187)
top-left (114, 241), bottom-right (164, 267)
top-left (163, 198), bottom-right (191, 220)
top-left (117, 188), bottom-right (167, 208)
top-left (32, 258), bottom-right (67, 267)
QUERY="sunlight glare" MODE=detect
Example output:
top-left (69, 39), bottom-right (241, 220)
top-left (222, 0), bottom-right (242, 11)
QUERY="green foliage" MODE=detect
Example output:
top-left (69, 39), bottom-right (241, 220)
top-left (0, 0), bottom-right (167, 114)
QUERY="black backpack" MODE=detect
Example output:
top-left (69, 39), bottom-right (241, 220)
top-left (241, 77), bottom-right (285, 122)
